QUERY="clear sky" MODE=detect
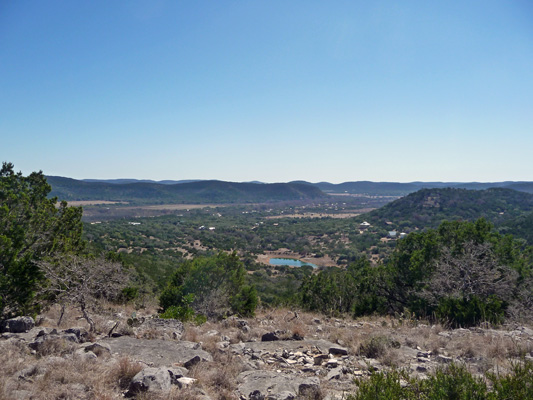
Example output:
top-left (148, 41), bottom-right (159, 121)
top-left (1, 1), bottom-right (532, 183)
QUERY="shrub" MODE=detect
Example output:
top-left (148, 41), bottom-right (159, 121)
top-left (488, 360), bottom-right (533, 400)
top-left (358, 336), bottom-right (397, 359)
top-left (420, 363), bottom-right (488, 399)
top-left (159, 252), bottom-right (258, 319)
top-left (0, 162), bottom-right (84, 319)
top-left (435, 295), bottom-right (506, 328)
top-left (349, 361), bottom-right (533, 399)
top-left (350, 369), bottom-right (413, 400)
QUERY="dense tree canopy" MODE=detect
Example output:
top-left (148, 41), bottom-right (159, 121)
top-left (160, 252), bottom-right (257, 319)
top-left (0, 162), bottom-right (84, 318)
top-left (298, 219), bottom-right (533, 326)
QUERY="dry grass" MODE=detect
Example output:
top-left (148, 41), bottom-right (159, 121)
top-left (34, 337), bottom-right (78, 357)
top-left (2, 305), bottom-right (532, 399)
top-left (189, 352), bottom-right (244, 400)
top-left (0, 336), bottom-right (140, 399)
top-left (106, 357), bottom-right (143, 390)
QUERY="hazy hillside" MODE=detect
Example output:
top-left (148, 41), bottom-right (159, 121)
top-left (47, 176), bottom-right (326, 204)
top-left (291, 181), bottom-right (533, 196)
top-left (363, 187), bottom-right (533, 230)
top-left (82, 178), bottom-right (201, 185)
top-left (499, 211), bottom-right (533, 244)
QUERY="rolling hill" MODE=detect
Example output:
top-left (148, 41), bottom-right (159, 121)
top-left (46, 176), bottom-right (326, 204)
top-left (362, 187), bottom-right (533, 230)
top-left (291, 181), bottom-right (533, 196)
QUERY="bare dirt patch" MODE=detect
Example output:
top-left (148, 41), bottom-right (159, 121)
top-left (265, 208), bottom-right (376, 219)
top-left (82, 203), bottom-right (230, 221)
top-left (139, 204), bottom-right (227, 211)
top-left (63, 200), bottom-right (129, 206)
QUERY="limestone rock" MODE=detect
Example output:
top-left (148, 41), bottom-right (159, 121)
top-left (101, 336), bottom-right (213, 367)
top-left (83, 342), bottom-right (111, 357)
top-left (128, 367), bottom-right (172, 394)
top-left (28, 331), bottom-right (78, 352)
top-left (436, 355), bottom-right (453, 364)
top-left (138, 318), bottom-right (184, 340)
top-left (237, 370), bottom-right (320, 400)
top-left (62, 327), bottom-right (89, 343)
top-left (261, 332), bottom-right (280, 342)
top-left (327, 367), bottom-right (343, 380)
top-left (0, 316), bottom-right (35, 333)
top-left (328, 345), bottom-right (348, 356)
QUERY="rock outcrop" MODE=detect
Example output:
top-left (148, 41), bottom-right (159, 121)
top-left (237, 371), bottom-right (320, 400)
top-left (101, 336), bottom-right (213, 367)
top-left (0, 316), bottom-right (35, 333)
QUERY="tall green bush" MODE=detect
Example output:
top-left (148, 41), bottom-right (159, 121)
top-left (0, 163), bottom-right (84, 319)
top-left (159, 252), bottom-right (258, 319)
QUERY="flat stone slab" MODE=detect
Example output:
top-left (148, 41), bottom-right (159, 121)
top-left (101, 336), bottom-right (212, 367)
top-left (231, 339), bottom-right (348, 356)
top-left (237, 370), bottom-right (320, 400)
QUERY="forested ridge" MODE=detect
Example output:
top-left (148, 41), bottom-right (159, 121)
top-left (46, 176), bottom-right (326, 204)
top-left (363, 187), bottom-right (533, 231)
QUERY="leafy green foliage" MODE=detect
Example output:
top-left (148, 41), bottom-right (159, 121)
top-left (159, 252), bottom-right (258, 319)
top-left (366, 187), bottom-right (533, 232)
top-left (297, 219), bottom-right (532, 326)
top-left (350, 368), bottom-right (411, 400)
top-left (0, 163), bottom-right (84, 318)
top-left (298, 257), bottom-right (388, 317)
top-left (120, 286), bottom-right (139, 303)
top-left (350, 362), bottom-right (533, 400)
top-left (159, 293), bottom-right (206, 324)
top-left (434, 295), bottom-right (506, 327)
top-left (488, 361), bottom-right (533, 399)
top-left (499, 211), bottom-right (533, 245)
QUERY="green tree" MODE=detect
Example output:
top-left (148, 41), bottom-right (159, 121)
top-left (160, 252), bottom-right (258, 319)
top-left (0, 162), bottom-right (84, 319)
top-left (384, 218), bottom-right (532, 325)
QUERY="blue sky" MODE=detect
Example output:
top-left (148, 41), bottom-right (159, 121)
top-left (1, 1), bottom-right (532, 183)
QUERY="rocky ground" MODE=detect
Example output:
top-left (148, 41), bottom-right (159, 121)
top-left (1, 306), bottom-right (532, 399)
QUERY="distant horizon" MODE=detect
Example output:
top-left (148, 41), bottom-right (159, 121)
top-left (44, 173), bottom-right (533, 186)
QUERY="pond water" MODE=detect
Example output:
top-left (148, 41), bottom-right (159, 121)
top-left (269, 258), bottom-right (318, 268)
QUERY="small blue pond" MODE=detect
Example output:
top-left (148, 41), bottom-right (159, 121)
top-left (269, 258), bottom-right (318, 268)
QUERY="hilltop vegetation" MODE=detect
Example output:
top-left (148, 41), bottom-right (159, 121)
top-left (294, 180), bottom-right (533, 196)
top-left (364, 187), bottom-right (533, 231)
top-left (499, 212), bottom-right (533, 245)
top-left (299, 218), bottom-right (533, 326)
top-left (46, 176), bottom-right (533, 205)
top-left (46, 176), bottom-right (326, 205)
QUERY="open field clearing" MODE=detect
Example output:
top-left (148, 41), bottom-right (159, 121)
top-left (63, 200), bottom-right (129, 206)
top-left (265, 209), bottom-right (375, 219)
top-left (81, 203), bottom-right (232, 221)
top-left (137, 204), bottom-right (230, 210)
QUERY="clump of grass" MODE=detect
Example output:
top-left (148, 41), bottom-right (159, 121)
top-left (35, 337), bottom-right (77, 357)
top-left (359, 336), bottom-right (392, 359)
top-left (107, 357), bottom-right (143, 390)
top-left (190, 353), bottom-right (244, 400)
